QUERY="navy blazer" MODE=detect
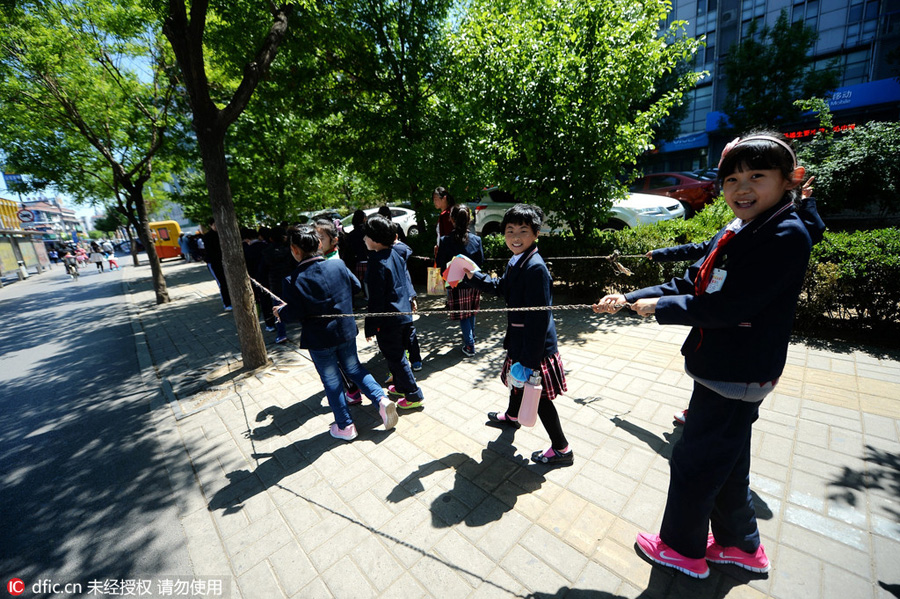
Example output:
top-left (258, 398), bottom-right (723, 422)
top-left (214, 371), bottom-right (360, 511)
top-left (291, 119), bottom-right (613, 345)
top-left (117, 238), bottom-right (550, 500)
top-left (364, 247), bottom-right (413, 337)
top-left (436, 233), bottom-right (484, 291)
top-left (279, 256), bottom-right (361, 350)
top-left (468, 244), bottom-right (558, 369)
top-left (391, 241), bottom-right (417, 299)
top-left (628, 198), bottom-right (825, 383)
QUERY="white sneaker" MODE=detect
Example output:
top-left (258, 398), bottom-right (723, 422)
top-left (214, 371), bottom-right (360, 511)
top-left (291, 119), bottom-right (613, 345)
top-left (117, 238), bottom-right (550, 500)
top-left (379, 398), bottom-right (398, 430)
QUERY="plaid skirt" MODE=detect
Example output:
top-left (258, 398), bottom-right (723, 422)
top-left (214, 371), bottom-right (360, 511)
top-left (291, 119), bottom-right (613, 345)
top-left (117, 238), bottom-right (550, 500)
top-left (500, 352), bottom-right (567, 401)
top-left (446, 287), bottom-right (480, 320)
top-left (353, 261), bottom-right (367, 287)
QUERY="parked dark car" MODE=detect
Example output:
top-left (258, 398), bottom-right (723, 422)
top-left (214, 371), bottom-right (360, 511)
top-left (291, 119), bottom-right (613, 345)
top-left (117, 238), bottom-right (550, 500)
top-left (115, 238), bottom-right (144, 253)
top-left (629, 171), bottom-right (719, 217)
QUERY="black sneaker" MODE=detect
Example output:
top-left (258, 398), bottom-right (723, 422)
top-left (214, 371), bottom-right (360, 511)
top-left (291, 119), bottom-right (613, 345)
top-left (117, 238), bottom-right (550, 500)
top-left (531, 447), bottom-right (574, 465)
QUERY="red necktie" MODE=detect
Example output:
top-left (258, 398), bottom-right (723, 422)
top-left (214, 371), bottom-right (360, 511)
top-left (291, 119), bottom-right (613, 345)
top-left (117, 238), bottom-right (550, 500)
top-left (694, 229), bottom-right (736, 295)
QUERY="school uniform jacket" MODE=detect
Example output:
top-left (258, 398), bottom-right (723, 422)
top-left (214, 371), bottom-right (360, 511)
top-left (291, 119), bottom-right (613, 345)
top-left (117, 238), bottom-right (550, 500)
top-left (391, 241), bottom-right (417, 300)
top-left (364, 247), bottom-right (413, 337)
top-left (468, 244), bottom-right (558, 370)
top-left (436, 233), bottom-right (485, 291)
top-left (279, 256), bottom-right (361, 350)
top-left (627, 198), bottom-right (825, 383)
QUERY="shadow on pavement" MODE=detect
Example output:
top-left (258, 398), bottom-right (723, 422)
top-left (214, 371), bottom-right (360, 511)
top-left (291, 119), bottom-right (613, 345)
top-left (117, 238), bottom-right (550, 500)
top-left (0, 270), bottom-right (194, 587)
top-left (387, 426), bottom-right (545, 528)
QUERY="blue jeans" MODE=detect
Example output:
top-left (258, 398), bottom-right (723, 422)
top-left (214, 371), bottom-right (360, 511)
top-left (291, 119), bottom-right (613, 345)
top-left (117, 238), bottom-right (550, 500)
top-left (308, 339), bottom-right (385, 429)
top-left (460, 316), bottom-right (475, 349)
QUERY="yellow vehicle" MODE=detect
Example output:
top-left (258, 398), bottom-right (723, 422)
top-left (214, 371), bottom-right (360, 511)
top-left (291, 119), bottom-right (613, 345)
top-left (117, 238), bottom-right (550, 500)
top-left (148, 220), bottom-right (182, 260)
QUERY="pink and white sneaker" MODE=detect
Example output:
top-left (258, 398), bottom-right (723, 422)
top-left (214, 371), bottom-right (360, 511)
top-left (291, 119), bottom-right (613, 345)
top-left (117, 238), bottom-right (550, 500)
top-left (635, 532), bottom-right (709, 579)
top-left (345, 390), bottom-right (363, 405)
top-left (706, 538), bottom-right (770, 573)
top-left (379, 398), bottom-right (398, 430)
top-left (329, 423), bottom-right (358, 441)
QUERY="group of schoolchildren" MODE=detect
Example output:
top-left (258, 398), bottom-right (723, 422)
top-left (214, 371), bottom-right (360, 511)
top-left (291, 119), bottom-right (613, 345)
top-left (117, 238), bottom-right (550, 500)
top-left (250, 131), bottom-right (826, 581)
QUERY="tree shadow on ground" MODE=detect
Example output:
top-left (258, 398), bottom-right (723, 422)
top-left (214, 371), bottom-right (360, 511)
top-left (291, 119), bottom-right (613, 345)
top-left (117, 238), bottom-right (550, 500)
top-left (386, 426), bottom-right (546, 528)
top-left (207, 411), bottom-right (393, 514)
top-left (829, 444), bottom-right (900, 524)
top-left (0, 270), bottom-right (194, 586)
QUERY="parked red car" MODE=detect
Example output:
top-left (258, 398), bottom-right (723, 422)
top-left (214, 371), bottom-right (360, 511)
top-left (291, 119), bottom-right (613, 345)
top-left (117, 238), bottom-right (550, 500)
top-left (629, 171), bottom-right (719, 217)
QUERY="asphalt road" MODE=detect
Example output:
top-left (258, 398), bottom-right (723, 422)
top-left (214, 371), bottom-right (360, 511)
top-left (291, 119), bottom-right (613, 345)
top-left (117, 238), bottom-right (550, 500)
top-left (0, 264), bottom-right (194, 598)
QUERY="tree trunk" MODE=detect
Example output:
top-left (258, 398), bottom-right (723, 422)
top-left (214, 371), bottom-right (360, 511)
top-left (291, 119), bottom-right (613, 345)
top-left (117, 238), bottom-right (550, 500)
top-left (132, 188), bottom-right (170, 304)
top-left (198, 133), bottom-right (268, 370)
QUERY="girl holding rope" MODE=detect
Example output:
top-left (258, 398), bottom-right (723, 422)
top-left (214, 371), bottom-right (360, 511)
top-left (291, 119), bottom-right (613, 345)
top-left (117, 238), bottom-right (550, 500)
top-left (436, 205), bottom-right (484, 357)
top-left (594, 131), bottom-right (825, 579)
top-left (461, 204), bottom-right (572, 466)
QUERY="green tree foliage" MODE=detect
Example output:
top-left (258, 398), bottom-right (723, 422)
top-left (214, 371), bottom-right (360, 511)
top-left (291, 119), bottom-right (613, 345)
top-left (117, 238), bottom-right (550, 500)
top-left (450, 0), bottom-right (705, 239)
top-left (93, 207), bottom-right (127, 234)
top-left (721, 10), bottom-right (842, 134)
top-left (0, 0), bottom-right (179, 302)
top-left (313, 0), bottom-right (471, 214)
top-left (802, 122), bottom-right (900, 216)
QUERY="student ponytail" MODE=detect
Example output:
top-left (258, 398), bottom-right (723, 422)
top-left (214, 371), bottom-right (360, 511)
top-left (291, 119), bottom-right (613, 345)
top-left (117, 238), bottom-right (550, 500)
top-left (451, 205), bottom-right (471, 245)
top-left (287, 225), bottom-right (320, 257)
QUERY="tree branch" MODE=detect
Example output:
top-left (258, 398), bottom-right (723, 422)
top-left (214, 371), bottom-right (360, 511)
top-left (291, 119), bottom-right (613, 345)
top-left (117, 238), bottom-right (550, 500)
top-left (221, 4), bottom-right (293, 128)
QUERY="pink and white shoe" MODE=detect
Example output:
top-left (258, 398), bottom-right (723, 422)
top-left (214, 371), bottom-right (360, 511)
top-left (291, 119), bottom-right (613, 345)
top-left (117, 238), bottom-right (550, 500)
top-left (379, 398), bottom-right (398, 430)
top-left (674, 409), bottom-right (687, 425)
top-left (706, 538), bottom-right (770, 573)
top-left (329, 423), bottom-right (358, 441)
top-left (346, 390), bottom-right (363, 405)
top-left (635, 532), bottom-right (709, 579)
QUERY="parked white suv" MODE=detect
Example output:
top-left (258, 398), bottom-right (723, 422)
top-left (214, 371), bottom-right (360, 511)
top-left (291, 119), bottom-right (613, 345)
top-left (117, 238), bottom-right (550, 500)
top-left (473, 187), bottom-right (685, 236)
top-left (340, 206), bottom-right (420, 237)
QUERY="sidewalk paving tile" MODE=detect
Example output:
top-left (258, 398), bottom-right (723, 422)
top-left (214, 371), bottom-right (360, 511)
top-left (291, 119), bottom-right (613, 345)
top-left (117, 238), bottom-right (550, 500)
top-left (122, 260), bottom-right (900, 598)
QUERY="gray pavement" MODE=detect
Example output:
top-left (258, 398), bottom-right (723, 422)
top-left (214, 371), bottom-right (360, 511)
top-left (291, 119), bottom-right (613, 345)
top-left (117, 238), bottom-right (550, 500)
top-left (0, 262), bottom-right (193, 599)
top-left (123, 258), bottom-right (900, 599)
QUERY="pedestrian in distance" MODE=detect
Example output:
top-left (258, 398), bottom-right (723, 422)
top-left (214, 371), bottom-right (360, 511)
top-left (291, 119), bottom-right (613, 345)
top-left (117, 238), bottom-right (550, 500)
top-left (375, 210), bottom-right (423, 375)
top-left (260, 225), bottom-right (296, 343)
top-left (436, 204), bottom-right (484, 358)
top-left (432, 186), bottom-right (456, 256)
top-left (275, 225), bottom-right (398, 441)
top-left (202, 219), bottom-right (231, 311)
top-left (460, 204), bottom-right (572, 466)
top-left (89, 240), bottom-right (106, 273)
top-left (593, 131), bottom-right (826, 579)
top-left (363, 215), bottom-right (425, 410)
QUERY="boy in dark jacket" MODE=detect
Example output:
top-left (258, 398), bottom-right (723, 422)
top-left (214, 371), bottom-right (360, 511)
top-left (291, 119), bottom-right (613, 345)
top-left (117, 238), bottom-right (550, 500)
top-left (363, 215), bottom-right (425, 409)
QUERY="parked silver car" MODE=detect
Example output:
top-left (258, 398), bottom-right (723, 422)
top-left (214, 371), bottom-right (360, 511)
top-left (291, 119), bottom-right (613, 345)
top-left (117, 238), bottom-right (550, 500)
top-left (472, 187), bottom-right (684, 236)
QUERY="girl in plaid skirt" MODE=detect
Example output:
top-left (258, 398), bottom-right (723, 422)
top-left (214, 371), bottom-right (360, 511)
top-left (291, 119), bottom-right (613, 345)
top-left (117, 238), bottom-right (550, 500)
top-left (435, 205), bottom-right (484, 356)
top-left (463, 204), bottom-right (572, 466)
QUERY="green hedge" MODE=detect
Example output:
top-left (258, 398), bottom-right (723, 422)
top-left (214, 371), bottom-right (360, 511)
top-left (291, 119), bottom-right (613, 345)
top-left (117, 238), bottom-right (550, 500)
top-left (797, 228), bottom-right (900, 327)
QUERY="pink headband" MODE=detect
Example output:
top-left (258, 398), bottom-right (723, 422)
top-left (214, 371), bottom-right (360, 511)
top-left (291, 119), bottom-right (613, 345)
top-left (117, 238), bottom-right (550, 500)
top-left (718, 135), bottom-right (798, 169)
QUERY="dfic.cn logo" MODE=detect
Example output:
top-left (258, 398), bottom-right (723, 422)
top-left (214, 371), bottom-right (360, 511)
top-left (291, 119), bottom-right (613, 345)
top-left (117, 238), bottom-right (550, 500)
top-left (7, 578), bottom-right (25, 596)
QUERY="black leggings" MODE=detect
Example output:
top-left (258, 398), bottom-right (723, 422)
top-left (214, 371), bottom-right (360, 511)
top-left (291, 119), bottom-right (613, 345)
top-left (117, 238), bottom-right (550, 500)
top-left (506, 386), bottom-right (568, 450)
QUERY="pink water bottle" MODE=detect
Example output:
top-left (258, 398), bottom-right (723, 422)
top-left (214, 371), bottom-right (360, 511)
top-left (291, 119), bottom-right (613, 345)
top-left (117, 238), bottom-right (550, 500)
top-left (518, 372), bottom-right (542, 427)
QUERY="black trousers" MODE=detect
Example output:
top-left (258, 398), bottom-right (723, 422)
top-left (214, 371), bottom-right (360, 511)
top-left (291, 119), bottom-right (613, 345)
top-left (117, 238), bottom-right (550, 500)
top-left (375, 323), bottom-right (423, 401)
top-left (659, 382), bottom-right (762, 559)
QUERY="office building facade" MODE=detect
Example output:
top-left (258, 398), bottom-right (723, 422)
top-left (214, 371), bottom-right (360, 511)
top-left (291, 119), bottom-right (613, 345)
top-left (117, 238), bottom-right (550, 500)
top-left (651, 0), bottom-right (900, 171)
